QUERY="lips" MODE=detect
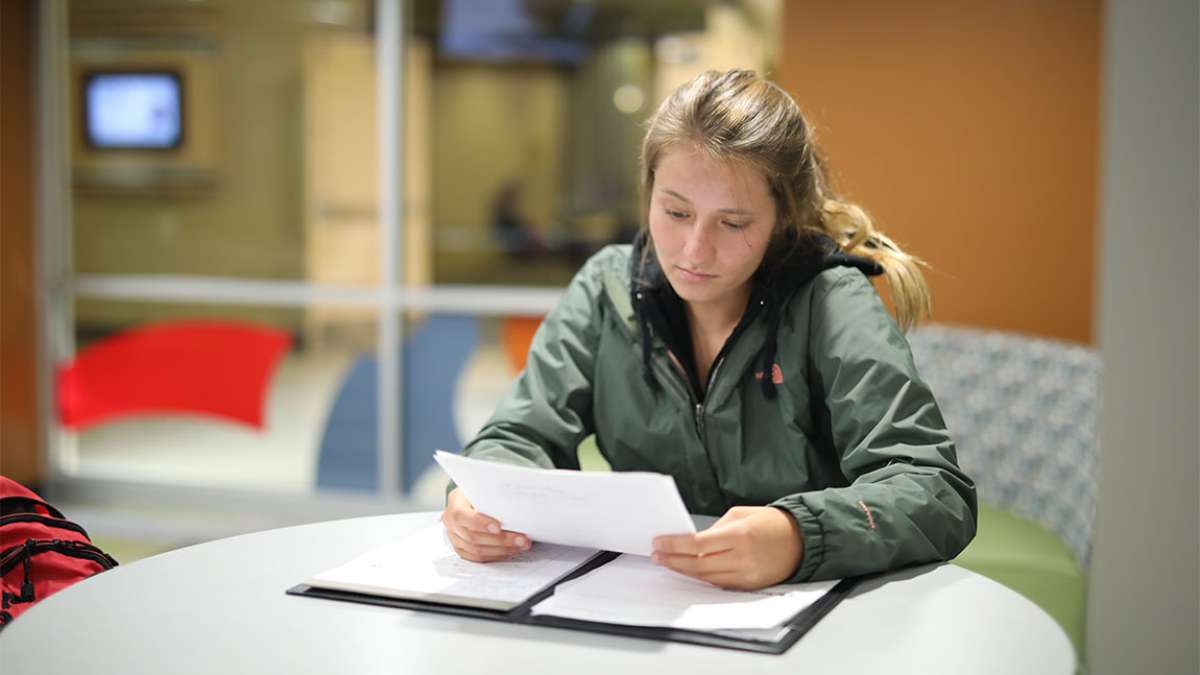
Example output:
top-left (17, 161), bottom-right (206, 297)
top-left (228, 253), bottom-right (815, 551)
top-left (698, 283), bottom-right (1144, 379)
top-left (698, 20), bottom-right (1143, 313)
top-left (676, 266), bottom-right (716, 282)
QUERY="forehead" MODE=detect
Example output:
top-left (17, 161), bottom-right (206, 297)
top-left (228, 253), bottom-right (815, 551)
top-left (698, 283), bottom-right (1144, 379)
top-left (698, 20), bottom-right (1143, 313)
top-left (653, 144), bottom-right (772, 209)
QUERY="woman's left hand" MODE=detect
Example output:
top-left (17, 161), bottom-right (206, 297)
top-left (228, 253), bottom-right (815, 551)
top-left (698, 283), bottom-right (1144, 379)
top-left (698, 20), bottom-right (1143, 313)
top-left (651, 506), bottom-right (804, 590)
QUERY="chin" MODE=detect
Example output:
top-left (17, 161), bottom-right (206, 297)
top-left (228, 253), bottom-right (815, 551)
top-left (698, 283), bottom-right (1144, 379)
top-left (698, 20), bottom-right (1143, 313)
top-left (667, 279), bottom-right (721, 305)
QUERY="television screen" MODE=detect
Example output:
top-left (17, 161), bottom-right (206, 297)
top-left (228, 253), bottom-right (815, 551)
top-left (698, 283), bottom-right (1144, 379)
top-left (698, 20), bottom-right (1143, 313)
top-left (84, 71), bottom-right (183, 150)
top-left (439, 0), bottom-right (591, 65)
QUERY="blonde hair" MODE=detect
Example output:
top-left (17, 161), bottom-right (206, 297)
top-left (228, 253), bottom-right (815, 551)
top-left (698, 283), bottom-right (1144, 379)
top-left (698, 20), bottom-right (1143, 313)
top-left (639, 69), bottom-right (931, 331)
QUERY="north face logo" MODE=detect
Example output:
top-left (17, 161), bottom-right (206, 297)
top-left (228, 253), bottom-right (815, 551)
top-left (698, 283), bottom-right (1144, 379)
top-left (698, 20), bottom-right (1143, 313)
top-left (753, 363), bottom-right (784, 385)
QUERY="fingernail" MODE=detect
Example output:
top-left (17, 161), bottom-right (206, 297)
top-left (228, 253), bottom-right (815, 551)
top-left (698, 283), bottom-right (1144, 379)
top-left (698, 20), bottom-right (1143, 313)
top-left (488, 524), bottom-right (500, 534)
top-left (651, 553), bottom-right (661, 564)
top-left (514, 536), bottom-right (527, 547)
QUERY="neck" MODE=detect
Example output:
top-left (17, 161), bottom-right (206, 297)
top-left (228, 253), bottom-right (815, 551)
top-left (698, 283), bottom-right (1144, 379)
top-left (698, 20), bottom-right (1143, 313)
top-left (683, 285), bottom-right (751, 338)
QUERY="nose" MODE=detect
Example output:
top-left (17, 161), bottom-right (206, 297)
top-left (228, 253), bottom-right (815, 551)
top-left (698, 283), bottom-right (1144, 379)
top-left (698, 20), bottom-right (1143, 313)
top-left (682, 221), bottom-right (714, 262)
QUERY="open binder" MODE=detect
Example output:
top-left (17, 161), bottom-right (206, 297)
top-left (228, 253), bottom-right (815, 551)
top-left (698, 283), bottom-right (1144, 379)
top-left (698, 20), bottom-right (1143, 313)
top-left (287, 549), bottom-right (858, 655)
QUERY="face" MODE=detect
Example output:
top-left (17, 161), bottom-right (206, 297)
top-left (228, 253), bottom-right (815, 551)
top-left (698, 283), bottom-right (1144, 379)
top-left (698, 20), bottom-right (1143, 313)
top-left (647, 144), bottom-right (776, 314)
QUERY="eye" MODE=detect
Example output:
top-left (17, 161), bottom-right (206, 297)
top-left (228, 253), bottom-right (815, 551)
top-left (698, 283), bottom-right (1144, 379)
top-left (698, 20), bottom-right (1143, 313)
top-left (665, 208), bottom-right (690, 220)
top-left (722, 220), bottom-right (749, 230)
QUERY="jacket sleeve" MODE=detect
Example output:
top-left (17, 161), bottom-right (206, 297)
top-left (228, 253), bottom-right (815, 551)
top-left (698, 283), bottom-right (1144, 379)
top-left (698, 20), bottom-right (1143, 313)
top-left (450, 257), bottom-right (604, 486)
top-left (770, 271), bottom-right (978, 582)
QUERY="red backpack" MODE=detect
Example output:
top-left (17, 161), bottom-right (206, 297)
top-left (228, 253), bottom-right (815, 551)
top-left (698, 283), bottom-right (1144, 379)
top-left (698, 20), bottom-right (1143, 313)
top-left (0, 476), bottom-right (118, 628)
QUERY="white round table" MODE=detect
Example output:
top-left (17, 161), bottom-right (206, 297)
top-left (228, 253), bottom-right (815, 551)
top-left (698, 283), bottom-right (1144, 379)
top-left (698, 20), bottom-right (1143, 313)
top-left (0, 512), bottom-right (1075, 674)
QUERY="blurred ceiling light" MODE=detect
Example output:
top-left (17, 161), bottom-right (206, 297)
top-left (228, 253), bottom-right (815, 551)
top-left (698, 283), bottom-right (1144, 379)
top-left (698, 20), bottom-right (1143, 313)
top-left (311, 0), bottom-right (354, 26)
top-left (613, 84), bottom-right (644, 114)
top-left (655, 35), bottom-right (700, 65)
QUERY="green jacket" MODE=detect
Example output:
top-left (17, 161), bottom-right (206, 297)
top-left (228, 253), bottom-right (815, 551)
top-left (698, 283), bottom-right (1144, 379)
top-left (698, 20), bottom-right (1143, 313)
top-left (460, 241), bottom-right (977, 582)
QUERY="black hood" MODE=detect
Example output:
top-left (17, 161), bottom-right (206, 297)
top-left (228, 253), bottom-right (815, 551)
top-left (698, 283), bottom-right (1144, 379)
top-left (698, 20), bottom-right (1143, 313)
top-left (629, 230), bottom-right (884, 400)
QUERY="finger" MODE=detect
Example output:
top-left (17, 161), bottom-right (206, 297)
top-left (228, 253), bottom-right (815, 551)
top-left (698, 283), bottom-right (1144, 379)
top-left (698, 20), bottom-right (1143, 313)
top-left (453, 542), bottom-right (524, 562)
top-left (453, 545), bottom-right (519, 563)
top-left (451, 520), bottom-right (529, 547)
top-left (451, 524), bottom-right (531, 549)
top-left (651, 549), bottom-right (738, 577)
top-left (693, 520), bottom-right (748, 549)
top-left (449, 530), bottom-right (528, 562)
top-left (457, 508), bottom-right (505, 536)
top-left (653, 528), bottom-right (737, 556)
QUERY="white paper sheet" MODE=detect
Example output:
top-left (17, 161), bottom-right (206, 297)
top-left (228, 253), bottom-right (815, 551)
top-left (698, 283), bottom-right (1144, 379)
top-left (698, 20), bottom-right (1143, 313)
top-left (529, 553), bottom-right (839, 631)
top-left (306, 519), bottom-right (601, 611)
top-left (434, 450), bottom-right (695, 555)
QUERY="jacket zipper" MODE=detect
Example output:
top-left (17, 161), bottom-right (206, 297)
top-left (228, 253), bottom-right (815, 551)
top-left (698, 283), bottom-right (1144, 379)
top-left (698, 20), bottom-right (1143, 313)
top-left (656, 352), bottom-right (728, 508)
top-left (660, 351), bottom-right (729, 441)
top-left (693, 356), bottom-right (728, 443)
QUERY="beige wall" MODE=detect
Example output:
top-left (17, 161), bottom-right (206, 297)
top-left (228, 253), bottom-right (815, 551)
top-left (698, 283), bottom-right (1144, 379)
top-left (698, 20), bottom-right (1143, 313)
top-left (432, 63), bottom-right (569, 239)
top-left (430, 62), bottom-right (576, 285)
top-left (778, 1), bottom-right (1101, 343)
top-left (70, 2), bottom-right (312, 331)
top-left (301, 33), bottom-right (434, 346)
top-left (567, 38), bottom-right (651, 229)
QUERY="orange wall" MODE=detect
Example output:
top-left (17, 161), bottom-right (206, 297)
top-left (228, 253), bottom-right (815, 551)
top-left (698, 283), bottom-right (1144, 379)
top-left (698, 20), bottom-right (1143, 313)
top-left (1, 0), bottom-right (43, 482)
top-left (778, 1), bottom-right (1101, 344)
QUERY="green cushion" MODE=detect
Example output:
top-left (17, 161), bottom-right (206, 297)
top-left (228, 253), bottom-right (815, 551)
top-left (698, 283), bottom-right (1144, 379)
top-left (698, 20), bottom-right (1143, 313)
top-left (578, 435), bottom-right (610, 472)
top-left (953, 503), bottom-right (1087, 662)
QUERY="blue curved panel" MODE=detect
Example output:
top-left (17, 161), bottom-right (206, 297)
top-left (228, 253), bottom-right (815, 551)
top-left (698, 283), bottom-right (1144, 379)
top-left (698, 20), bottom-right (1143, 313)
top-left (316, 315), bottom-right (480, 493)
top-left (315, 355), bottom-right (378, 491)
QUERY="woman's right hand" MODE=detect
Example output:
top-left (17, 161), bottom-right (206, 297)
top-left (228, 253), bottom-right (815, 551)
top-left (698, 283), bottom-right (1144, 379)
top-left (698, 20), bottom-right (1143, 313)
top-left (442, 487), bottom-right (531, 562)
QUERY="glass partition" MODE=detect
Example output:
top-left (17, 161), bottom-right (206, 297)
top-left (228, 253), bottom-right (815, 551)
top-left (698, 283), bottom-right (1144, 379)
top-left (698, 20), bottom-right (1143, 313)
top-left (52, 0), bottom-right (781, 505)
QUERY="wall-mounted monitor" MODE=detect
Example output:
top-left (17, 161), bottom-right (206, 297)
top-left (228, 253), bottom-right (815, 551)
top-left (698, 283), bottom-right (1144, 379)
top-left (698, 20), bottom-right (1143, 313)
top-left (83, 71), bottom-right (184, 150)
top-left (439, 0), bottom-right (590, 65)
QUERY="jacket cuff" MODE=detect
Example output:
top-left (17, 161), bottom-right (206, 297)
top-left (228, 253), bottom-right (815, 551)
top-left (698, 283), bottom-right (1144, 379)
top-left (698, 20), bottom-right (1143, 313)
top-left (770, 496), bottom-right (826, 583)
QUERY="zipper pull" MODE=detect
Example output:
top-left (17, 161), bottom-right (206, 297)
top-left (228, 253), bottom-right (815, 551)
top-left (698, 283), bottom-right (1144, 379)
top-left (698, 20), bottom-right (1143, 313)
top-left (694, 403), bottom-right (705, 439)
top-left (19, 539), bottom-right (35, 602)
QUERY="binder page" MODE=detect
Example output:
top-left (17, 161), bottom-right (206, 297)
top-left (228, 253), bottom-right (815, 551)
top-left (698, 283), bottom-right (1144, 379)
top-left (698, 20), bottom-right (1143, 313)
top-left (306, 519), bottom-right (601, 611)
top-left (529, 553), bottom-right (839, 631)
top-left (434, 451), bottom-right (695, 556)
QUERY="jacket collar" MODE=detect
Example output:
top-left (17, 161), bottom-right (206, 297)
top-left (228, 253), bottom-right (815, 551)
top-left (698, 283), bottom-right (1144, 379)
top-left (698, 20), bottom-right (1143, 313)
top-left (626, 229), bottom-right (883, 400)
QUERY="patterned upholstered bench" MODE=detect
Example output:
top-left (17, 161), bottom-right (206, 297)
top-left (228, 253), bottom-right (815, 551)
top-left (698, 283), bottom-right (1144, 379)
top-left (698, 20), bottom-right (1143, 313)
top-left (908, 324), bottom-right (1098, 662)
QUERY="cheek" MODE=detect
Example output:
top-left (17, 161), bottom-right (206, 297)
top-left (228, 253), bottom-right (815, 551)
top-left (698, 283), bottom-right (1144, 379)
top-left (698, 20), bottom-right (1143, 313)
top-left (723, 229), bottom-right (769, 268)
top-left (647, 215), bottom-right (676, 255)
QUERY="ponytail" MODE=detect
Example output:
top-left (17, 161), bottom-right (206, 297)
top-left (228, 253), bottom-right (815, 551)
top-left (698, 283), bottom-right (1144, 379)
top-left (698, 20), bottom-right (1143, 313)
top-left (819, 198), bottom-right (932, 332)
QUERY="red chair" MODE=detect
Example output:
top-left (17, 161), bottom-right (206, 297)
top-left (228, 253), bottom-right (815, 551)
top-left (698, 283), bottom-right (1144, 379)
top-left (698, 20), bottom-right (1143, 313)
top-left (58, 320), bottom-right (291, 431)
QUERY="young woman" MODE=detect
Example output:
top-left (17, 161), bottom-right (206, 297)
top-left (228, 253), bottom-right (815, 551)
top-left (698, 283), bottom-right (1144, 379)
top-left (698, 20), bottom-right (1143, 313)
top-left (442, 69), bottom-right (977, 590)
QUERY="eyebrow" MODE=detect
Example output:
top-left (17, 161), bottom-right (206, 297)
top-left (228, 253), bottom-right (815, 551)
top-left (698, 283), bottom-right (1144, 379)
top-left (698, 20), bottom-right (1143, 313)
top-left (659, 188), bottom-right (755, 216)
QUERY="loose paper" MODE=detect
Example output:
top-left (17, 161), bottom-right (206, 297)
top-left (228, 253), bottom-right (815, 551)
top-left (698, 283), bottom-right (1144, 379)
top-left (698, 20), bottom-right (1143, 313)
top-left (305, 519), bottom-right (601, 611)
top-left (434, 450), bottom-right (695, 555)
top-left (530, 553), bottom-right (838, 631)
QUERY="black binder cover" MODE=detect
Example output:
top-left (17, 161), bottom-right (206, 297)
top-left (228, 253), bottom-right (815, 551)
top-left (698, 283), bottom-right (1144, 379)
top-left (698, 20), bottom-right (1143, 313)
top-left (287, 552), bottom-right (860, 655)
